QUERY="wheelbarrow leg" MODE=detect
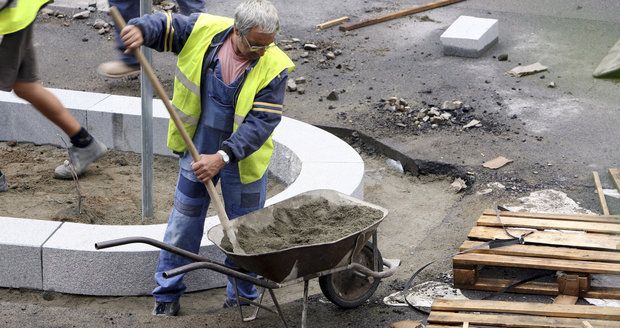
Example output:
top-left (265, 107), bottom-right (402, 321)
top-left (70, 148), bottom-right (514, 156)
top-left (301, 279), bottom-right (309, 328)
top-left (231, 277), bottom-right (289, 328)
top-left (268, 288), bottom-right (289, 328)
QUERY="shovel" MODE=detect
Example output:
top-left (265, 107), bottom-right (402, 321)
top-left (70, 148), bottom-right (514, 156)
top-left (109, 7), bottom-right (244, 254)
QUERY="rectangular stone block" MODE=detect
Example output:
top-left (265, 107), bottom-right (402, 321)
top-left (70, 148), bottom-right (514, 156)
top-left (440, 15), bottom-right (499, 58)
top-left (0, 217), bottom-right (62, 289)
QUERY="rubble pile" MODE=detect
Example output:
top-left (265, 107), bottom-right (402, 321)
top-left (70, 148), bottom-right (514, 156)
top-left (371, 96), bottom-right (482, 132)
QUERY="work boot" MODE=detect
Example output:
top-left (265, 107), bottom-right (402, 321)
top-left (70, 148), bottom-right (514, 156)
top-left (97, 60), bottom-right (140, 78)
top-left (152, 300), bottom-right (180, 316)
top-left (54, 138), bottom-right (107, 179)
top-left (0, 171), bottom-right (7, 192)
top-left (222, 298), bottom-right (252, 308)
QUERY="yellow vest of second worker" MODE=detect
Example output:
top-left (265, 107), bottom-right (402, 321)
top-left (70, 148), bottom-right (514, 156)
top-left (0, 0), bottom-right (49, 35)
top-left (170, 13), bottom-right (295, 184)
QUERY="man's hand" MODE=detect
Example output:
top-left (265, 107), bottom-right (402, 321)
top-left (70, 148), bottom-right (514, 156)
top-left (191, 154), bottom-right (226, 184)
top-left (120, 25), bottom-right (144, 53)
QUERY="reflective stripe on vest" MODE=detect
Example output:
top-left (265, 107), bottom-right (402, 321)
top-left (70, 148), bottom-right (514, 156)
top-left (168, 13), bottom-right (295, 184)
top-left (0, 0), bottom-right (49, 35)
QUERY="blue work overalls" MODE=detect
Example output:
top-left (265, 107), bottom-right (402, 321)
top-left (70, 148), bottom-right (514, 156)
top-left (152, 57), bottom-right (267, 304)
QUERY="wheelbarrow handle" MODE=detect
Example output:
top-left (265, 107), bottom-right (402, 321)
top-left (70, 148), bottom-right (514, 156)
top-left (163, 262), bottom-right (280, 289)
top-left (95, 236), bottom-right (216, 264)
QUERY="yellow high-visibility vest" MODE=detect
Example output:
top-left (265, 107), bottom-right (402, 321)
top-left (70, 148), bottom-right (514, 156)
top-left (169, 13), bottom-right (294, 184)
top-left (0, 0), bottom-right (49, 35)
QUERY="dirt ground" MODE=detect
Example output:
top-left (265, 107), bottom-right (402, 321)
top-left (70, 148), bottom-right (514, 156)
top-left (0, 141), bottom-right (284, 225)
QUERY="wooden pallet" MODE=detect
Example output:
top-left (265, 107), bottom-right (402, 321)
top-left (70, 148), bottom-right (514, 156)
top-left (427, 299), bottom-right (620, 328)
top-left (453, 210), bottom-right (620, 299)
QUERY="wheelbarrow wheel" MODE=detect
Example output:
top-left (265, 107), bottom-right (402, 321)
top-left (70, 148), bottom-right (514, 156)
top-left (318, 243), bottom-right (382, 309)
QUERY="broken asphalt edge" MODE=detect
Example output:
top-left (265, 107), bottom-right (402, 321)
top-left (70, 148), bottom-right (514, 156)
top-left (315, 125), bottom-right (475, 191)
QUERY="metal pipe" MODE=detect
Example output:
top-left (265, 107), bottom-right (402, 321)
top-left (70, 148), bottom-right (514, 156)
top-left (163, 262), bottom-right (280, 289)
top-left (139, 0), bottom-right (154, 221)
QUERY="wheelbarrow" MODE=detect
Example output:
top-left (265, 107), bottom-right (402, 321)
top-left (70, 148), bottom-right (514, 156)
top-left (95, 189), bottom-right (400, 327)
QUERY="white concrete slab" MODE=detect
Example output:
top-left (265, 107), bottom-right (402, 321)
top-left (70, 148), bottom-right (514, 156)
top-left (440, 15), bottom-right (499, 57)
top-left (0, 217), bottom-right (62, 289)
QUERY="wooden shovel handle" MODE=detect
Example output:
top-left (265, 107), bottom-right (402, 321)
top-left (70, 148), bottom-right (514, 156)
top-left (109, 7), bottom-right (243, 253)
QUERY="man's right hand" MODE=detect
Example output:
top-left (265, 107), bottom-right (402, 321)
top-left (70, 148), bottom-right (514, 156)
top-left (120, 25), bottom-right (144, 53)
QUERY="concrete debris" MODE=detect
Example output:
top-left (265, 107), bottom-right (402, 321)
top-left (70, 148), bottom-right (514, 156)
top-left (40, 8), bottom-right (55, 16)
top-left (286, 79), bottom-right (297, 92)
top-left (325, 51), bottom-right (336, 60)
top-left (294, 76), bottom-right (307, 84)
top-left (72, 10), bottom-right (90, 19)
top-left (300, 51), bottom-right (309, 58)
top-left (482, 156), bottom-right (513, 169)
top-left (391, 320), bottom-right (422, 328)
top-left (441, 100), bottom-right (463, 110)
top-left (477, 188), bottom-right (493, 195)
top-left (88, 6), bottom-right (96, 12)
top-left (507, 62), bottom-right (548, 77)
top-left (450, 178), bottom-right (467, 192)
top-left (291, 38), bottom-right (301, 42)
top-left (497, 53), bottom-right (508, 61)
top-left (326, 90), bottom-right (339, 101)
top-left (548, 81), bottom-right (556, 88)
top-left (282, 44), bottom-right (294, 51)
top-left (462, 119), bottom-right (481, 129)
top-left (385, 159), bottom-right (404, 174)
top-left (303, 43), bottom-right (318, 51)
top-left (334, 49), bottom-right (343, 56)
top-left (487, 182), bottom-right (506, 189)
top-left (297, 87), bottom-right (305, 95)
top-left (93, 19), bottom-right (108, 29)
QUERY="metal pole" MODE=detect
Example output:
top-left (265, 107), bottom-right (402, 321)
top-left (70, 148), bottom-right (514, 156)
top-left (140, 0), bottom-right (154, 222)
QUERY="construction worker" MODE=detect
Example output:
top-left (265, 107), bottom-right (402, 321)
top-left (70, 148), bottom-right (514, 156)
top-left (0, 0), bottom-right (107, 182)
top-left (119, 0), bottom-right (293, 316)
top-left (97, 0), bottom-right (206, 78)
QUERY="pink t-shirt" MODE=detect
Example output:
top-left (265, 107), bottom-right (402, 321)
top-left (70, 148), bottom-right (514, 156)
top-left (217, 35), bottom-right (251, 85)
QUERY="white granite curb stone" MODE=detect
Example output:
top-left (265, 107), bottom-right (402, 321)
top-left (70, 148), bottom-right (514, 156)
top-left (440, 15), bottom-right (499, 58)
top-left (0, 88), bottom-right (364, 295)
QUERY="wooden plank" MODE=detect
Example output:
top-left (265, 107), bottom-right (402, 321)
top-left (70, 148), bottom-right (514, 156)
top-left (594, 171), bottom-right (611, 215)
top-left (339, 0), bottom-right (465, 31)
top-left (553, 295), bottom-right (578, 304)
top-left (481, 210), bottom-right (620, 223)
top-left (431, 299), bottom-right (620, 321)
top-left (477, 215), bottom-right (620, 234)
top-left (467, 226), bottom-right (620, 251)
top-left (427, 311), bottom-right (619, 328)
top-left (316, 16), bottom-right (349, 30)
top-left (464, 278), bottom-right (620, 299)
top-left (453, 253), bottom-right (620, 274)
top-left (460, 240), bottom-right (620, 263)
top-left (610, 167), bottom-right (620, 193)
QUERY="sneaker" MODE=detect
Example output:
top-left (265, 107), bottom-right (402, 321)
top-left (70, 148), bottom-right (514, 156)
top-left (152, 300), bottom-right (180, 316)
top-left (0, 172), bottom-right (7, 192)
top-left (54, 138), bottom-right (107, 179)
top-left (97, 60), bottom-right (140, 79)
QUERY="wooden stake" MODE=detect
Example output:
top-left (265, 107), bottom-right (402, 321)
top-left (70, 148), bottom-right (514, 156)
top-left (316, 16), bottom-right (349, 30)
top-left (340, 0), bottom-right (465, 31)
top-left (609, 167), bottom-right (620, 193)
top-left (593, 171), bottom-right (610, 215)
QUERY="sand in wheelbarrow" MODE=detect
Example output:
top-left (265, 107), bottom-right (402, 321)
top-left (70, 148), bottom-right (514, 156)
top-left (221, 199), bottom-right (383, 254)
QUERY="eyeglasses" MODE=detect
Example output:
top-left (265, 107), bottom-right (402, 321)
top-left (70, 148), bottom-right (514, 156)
top-left (241, 33), bottom-right (275, 52)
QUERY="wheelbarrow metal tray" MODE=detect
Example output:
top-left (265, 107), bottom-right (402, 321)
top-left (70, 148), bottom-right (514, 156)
top-left (207, 189), bottom-right (388, 283)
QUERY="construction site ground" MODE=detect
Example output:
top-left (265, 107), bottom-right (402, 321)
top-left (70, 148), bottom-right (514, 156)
top-left (1, 0), bottom-right (619, 327)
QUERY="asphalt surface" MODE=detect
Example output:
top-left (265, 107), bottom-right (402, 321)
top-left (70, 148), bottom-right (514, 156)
top-left (4, 0), bottom-right (620, 327)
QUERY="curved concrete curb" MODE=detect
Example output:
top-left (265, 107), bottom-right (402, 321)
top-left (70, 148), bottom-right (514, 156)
top-left (0, 88), bottom-right (363, 295)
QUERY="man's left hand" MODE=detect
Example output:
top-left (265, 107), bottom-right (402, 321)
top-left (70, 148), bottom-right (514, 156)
top-left (191, 154), bottom-right (225, 184)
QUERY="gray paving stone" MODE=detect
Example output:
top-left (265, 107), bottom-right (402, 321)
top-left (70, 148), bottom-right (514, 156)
top-left (440, 15), bottom-right (499, 58)
top-left (0, 217), bottom-right (62, 289)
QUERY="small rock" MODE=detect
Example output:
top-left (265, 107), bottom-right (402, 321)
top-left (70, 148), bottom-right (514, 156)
top-left (300, 51), bottom-right (309, 58)
top-left (463, 119), bottom-right (480, 129)
top-left (286, 79), bottom-right (297, 92)
top-left (334, 49), bottom-right (342, 56)
top-left (40, 8), bottom-right (55, 16)
top-left (93, 19), bottom-right (107, 29)
top-left (97, 28), bottom-right (107, 35)
top-left (548, 81), bottom-right (556, 88)
top-left (497, 53), bottom-right (508, 61)
top-left (82, 37), bottom-right (89, 42)
top-left (328, 105), bottom-right (336, 109)
top-left (294, 76), bottom-right (307, 84)
top-left (303, 43), bottom-right (318, 51)
top-left (88, 6), bottom-right (96, 12)
top-left (441, 100), bottom-right (463, 111)
top-left (325, 51), bottom-right (336, 60)
top-left (72, 10), bottom-right (90, 19)
top-left (291, 38), bottom-right (300, 42)
top-left (283, 44), bottom-right (294, 51)
top-left (62, 22), bottom-right (70, 27)
top-left (56, 13), bottom-right (65, 18)
top-left (7, 140), bottom-right (18, 147)
top-left (297, 88), bottom-right (305, 95)
top-left (396, 123), bottom-right (407, 128)
top-left (451, 178), bottom-right (467, 192)
top-left (42, 290), bottom-right (56, 301)
top-left (477, 188), bottom-right (493, 195)
top-left (326, 90), bottom-right (339, 101)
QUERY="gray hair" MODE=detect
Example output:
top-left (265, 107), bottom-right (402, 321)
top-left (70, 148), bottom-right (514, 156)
top-left (234, 0), bottom-right (280, 36)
